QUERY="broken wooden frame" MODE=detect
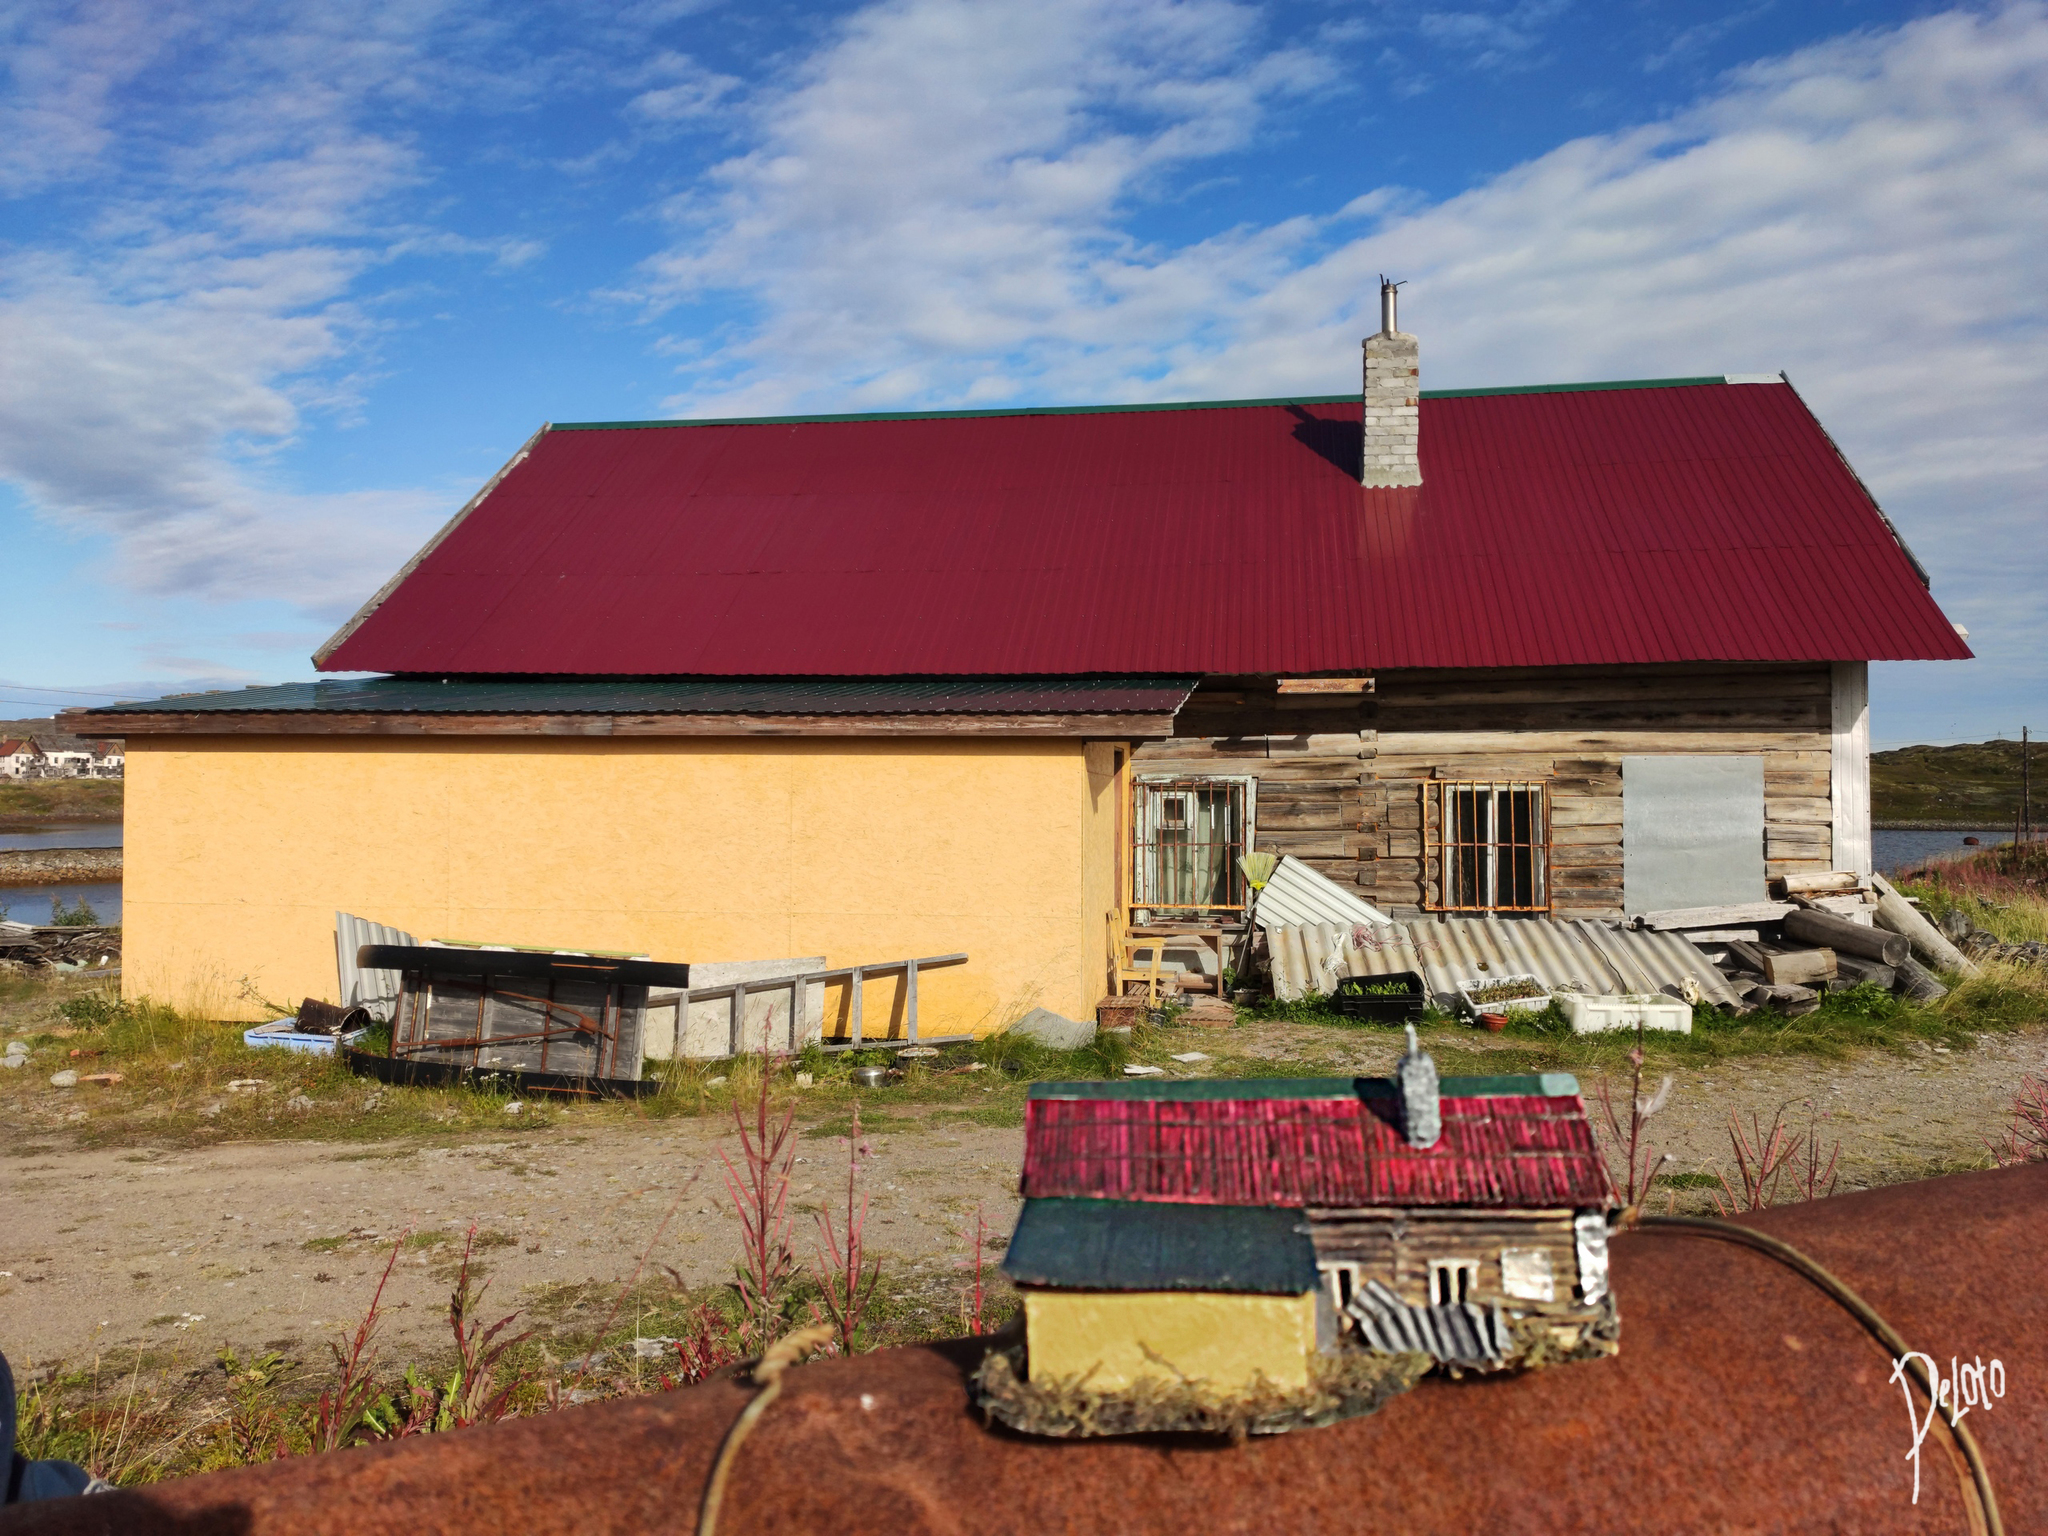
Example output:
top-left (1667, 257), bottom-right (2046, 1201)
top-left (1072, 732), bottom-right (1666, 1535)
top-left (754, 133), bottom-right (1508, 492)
top-left (640, 952), bottom-right (972, 1059)
top-left (359, 943), bottom-right (690, 1083)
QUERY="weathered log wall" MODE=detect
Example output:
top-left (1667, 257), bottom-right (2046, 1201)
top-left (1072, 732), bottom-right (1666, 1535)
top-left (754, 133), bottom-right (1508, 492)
top-left (1136, 665), bottom-right (1838, 921)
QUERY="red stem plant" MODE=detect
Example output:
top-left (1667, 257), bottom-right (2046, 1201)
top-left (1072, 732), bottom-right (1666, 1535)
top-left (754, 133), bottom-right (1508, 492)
top-left (1593, 1027), bottom-right (1672, 1210)
top-left (811, 1099), bottom-right (879, 1355)
top-left (721, 1059), bottom-right (798, 1344)
top-left (1713, 1101), bottom-right (1840, 1212)
top-left (313, 1229), bottom-right (407, 1452)
top-left (1988, 1074), bottom-right (2048, 1167)
top-left (440, 1225), bottom-right (534, 1428)
top-left (958, 1206), bottom-right (990, 1336)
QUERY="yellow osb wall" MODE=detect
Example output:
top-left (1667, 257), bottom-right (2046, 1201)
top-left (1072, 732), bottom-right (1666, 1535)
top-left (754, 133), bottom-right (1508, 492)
top-left (1022, 1288), bottom-right (1318, 1392)
top-left (122, 734), bottom-right (1124, 1030)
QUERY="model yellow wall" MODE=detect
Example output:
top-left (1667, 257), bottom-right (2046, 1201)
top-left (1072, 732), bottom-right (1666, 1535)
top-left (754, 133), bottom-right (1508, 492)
top-left (1022, 1289), bottom-right (1318, 1392)
top-left (122, 735), bottom-right (1117, 1030)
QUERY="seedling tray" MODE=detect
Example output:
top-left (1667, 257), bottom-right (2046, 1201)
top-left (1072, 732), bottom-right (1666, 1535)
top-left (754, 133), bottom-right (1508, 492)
top-left (1332, 971), bottom-right (1428, 1023)
top-left (1455, 973), bottom-right (1551, 1016)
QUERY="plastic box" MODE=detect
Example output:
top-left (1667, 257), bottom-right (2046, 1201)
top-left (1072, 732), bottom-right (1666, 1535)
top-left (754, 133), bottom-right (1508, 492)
top-left (1558, 992), bottom-right (1693, 1036)
top-left (1455, 973), bottom-right (1551, 1016)
top-left (1332, 971), bottom-right (1427, 1024)
top-left (243, 1019), bottom-right (368, 1056)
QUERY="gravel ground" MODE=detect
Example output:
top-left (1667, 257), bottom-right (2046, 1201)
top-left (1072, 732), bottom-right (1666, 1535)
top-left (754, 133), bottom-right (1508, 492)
top-left (4, 1025), bottom-right (2043, 1371)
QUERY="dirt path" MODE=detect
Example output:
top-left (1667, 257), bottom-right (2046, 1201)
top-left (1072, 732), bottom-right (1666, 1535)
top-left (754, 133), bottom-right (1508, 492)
top-left (3, 1030), bottom-right (2041, 1370)
top-left (0, 1112), bottom-right (1025, 1370)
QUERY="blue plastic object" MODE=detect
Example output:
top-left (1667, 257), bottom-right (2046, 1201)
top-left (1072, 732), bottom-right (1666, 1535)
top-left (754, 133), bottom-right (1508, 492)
top-left (243, 1020), bottom-right (366, 1056)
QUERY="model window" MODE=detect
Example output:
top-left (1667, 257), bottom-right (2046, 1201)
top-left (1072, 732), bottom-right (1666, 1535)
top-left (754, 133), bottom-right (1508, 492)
top-left (1429, 1258), bottom-right (1479, 1305)
top-left (1428, 781), bottom-right (1550, 912)
top-left (1131, 777), bottom-right (1252, 918)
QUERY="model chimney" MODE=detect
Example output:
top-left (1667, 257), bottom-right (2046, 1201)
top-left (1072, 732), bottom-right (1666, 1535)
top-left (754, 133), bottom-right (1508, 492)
top-left (1361, 277), bottom-right (1420, 488)
top-left (1398, 1024), bottom-right (1441, 1148)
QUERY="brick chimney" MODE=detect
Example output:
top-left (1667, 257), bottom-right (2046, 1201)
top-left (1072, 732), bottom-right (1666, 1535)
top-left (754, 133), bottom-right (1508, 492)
top-left (1397, 1023), bottom-right (1441, 1148)
top-left (1361, 277), bottom-right (1420, 488)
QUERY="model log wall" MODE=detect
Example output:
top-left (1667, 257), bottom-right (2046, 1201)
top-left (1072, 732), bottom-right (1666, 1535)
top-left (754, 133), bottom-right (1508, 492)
top-left (1308, 1208), bottom-right (1582, 1309)
top-left (1139, 665), bottom-right (1836, 921)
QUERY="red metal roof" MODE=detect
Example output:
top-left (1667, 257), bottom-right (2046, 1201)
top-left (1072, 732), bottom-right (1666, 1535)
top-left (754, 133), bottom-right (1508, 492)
top-left (1020, 1088), bottom-right (1615, 1209)
top-left (318, 380), bottom-right (1969, 676)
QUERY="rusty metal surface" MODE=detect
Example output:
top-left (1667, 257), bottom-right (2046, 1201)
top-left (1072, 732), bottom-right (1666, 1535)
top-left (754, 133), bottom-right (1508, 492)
top-left (9, 1163), bottom-right (2042, 1535)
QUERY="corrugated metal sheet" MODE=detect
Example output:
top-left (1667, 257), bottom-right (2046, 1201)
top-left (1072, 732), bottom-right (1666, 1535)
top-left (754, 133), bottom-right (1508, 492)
top-left (1253, 855), bottom-right (1390, 929)
top-left (1020, 1086), bottom-right (1615, 1209)
top-left (1002, 1198), bottom-right (1319, 1293)
top-left (85, 676), bottom-right (1197, 717)
top-left (315, 381), bottom-right (1968, 676)
top-left (335, 910), bottom-right (415, 1018)
top-left (1268, 916), bottom-right (1744, 1011)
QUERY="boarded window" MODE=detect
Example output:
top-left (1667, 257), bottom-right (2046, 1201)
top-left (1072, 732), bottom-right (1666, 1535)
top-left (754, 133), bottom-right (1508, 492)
top-left (1426, 782), bottom-right (1550, 912)
top-left (1131, 777), bottom-right (1252, 916)
top-left (1621, 755), bottom-right (1766, 914)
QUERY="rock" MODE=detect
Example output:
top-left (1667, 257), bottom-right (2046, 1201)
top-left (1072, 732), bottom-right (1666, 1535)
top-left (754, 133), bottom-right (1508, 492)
top-left (1122, 1064), bottom-right (1165, 1077)
top-left (286, 1094), bottom-right (314, 1112)
top-left (361, 1091), bottom-right (383, 1111)
top-left (226, 1079), bottom-right (266, 1093)
top-left (1010, 1007), bottom-right (1095, 1051)
top-left (49, 1070), bottom-right (78, 1088)
top-left (1938, 907), bottom-right (1974, 942)
top-left (504, 1101), bottom-right (524, 1114)
top-left (200, 1102), bottom-right (223, 1117)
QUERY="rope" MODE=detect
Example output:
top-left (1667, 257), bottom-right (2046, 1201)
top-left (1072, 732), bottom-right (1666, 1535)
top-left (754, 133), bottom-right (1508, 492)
top-left (696, 1325), bottom-right (835, 1536)
top-left (1634, 1214), bottom-right (2002, 1536)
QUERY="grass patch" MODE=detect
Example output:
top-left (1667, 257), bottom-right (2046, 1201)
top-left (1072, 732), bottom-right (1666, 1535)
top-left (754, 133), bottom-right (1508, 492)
top-left (0, 777), bottom-right (122, 825)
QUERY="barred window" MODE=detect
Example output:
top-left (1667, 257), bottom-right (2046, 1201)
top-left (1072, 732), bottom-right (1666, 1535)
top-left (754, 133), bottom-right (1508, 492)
top-left (1426, 781), bottom-right (1550, 913)
top-left (1131, 777), bottom-right (1252, 917)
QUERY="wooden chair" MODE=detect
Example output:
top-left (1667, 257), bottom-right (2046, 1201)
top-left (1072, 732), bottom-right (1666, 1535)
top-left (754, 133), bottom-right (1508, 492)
top-left (1107, 912), bottom-right (1170, 1004)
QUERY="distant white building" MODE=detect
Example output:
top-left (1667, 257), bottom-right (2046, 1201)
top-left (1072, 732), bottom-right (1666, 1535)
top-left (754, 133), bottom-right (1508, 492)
top-left (1, 738), bottom-right (45, 779)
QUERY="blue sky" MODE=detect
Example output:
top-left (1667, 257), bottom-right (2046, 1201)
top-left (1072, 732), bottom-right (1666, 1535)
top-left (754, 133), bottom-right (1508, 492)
top-left (2, 0), bottom-right (2043, 746)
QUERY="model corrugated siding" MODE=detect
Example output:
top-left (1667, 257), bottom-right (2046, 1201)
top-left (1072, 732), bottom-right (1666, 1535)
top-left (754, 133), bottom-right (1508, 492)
top-left (1020, 1091), bottom-right (1614, 1209)
top-left (318, 382), bottom-right (1969, 676)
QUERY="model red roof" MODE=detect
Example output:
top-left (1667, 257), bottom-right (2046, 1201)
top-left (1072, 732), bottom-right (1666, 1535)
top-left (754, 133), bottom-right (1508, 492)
top-left (317, 379), bottom-right (1968, 676)
top-left (1020, 1083), bottom-right (1616, 1210)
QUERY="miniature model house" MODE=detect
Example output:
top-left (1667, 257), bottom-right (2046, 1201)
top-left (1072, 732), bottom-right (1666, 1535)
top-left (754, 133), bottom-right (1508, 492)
top-left (1003, 1031), bottom-right (1620, 1394)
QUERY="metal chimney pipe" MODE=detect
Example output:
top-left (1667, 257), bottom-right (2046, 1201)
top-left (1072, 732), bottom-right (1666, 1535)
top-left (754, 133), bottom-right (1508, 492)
top-left (1380, 276), bottom-right (1401, 336)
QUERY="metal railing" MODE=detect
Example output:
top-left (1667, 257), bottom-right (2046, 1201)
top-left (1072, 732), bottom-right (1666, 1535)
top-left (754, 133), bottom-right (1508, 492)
top-left (1130, 777), bottom-right (1249, 917)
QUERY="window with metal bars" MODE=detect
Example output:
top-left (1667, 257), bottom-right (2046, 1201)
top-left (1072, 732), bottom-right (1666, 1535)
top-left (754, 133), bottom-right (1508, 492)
top-left (1130, 777), bottom-right (1252, 917)
top-left (1425, 781), bottom-right (1551, 913)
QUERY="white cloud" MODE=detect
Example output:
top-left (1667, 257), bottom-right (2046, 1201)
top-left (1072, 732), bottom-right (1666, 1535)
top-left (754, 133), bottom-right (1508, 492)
top-left (0, 0), bottom-right (540, 619)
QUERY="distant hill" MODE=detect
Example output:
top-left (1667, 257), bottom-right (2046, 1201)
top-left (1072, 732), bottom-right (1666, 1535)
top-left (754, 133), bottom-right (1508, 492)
top-left (1872, 739), bottom-right (2042, 827)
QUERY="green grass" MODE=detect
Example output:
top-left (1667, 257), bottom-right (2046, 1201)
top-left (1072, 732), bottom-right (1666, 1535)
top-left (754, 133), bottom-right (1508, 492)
top-left (0, 777), bottom-right (122, 825)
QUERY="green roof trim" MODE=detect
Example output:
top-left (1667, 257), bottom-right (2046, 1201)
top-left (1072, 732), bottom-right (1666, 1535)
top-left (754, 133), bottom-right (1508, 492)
top-left (549, 377), bottom-right (1738, 434)
top-left (1003, 1199), bottom-right (1319, 1294)
top-left (1028, 1073), bottom-right (1580, 1102)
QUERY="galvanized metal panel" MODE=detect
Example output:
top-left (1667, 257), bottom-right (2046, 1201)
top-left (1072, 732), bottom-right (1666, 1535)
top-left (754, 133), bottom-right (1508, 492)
top-left (1269, 915), bottom-right (1743, 1012)
top-left (91, 676), bottom-right (1198, 717)
top-left (1621, 755), bottom-right (1767, 916)
top-left (311, 382), bottom-right (1968, 677)
top-left (1253, 856), bottom-right (1391, 930)
top-left (335, 910), bottom-right (416, 1018)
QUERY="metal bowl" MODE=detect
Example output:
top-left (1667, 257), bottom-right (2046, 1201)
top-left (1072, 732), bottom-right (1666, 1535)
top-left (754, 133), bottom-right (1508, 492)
top-left (851, 1064), bottom-right (892, 1088)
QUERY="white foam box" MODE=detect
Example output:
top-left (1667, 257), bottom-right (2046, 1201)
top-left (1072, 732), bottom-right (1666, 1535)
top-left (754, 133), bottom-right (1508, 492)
top-left (1559, 992), bottom-right (1692, 1036)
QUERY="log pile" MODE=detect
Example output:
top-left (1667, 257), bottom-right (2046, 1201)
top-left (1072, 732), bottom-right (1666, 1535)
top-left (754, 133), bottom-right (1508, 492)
top-left (1632, 870), bottom-right (1980, 1013)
